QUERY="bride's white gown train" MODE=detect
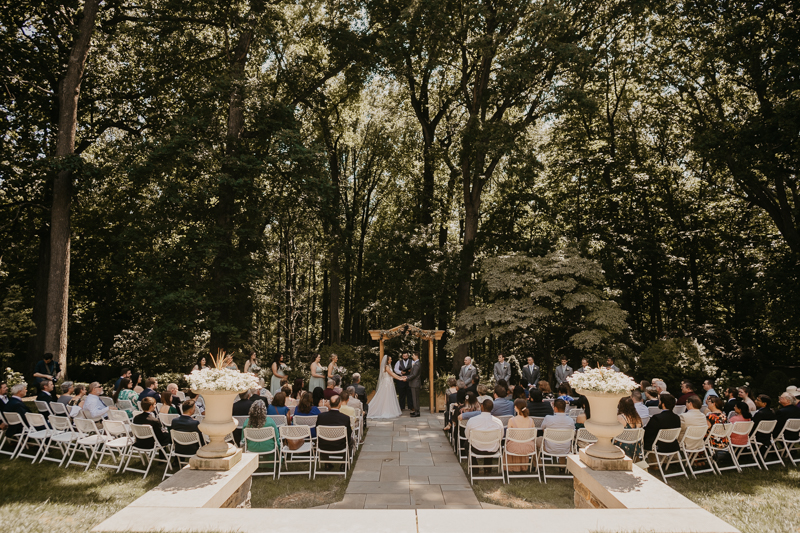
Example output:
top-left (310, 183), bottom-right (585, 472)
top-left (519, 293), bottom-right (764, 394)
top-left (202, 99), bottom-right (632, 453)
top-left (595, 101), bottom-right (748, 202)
top-left (367, 362), bottom-right (402, 419)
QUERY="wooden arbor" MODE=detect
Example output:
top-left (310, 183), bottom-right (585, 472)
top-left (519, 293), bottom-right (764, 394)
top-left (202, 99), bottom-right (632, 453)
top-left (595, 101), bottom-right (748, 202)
top-left (368, 324), bottom-right (445, 413)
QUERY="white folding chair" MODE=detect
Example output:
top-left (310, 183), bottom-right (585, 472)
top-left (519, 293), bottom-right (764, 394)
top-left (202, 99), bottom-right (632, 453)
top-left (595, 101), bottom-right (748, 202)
top-left (176, 391), bottom-right (186, 401)
top-left (503, 427), bottom-right (538, 483)
top-left (680, 426), bottom-right (716, 477)
top-left (532, 417), bottom-right (545, 429)
top-left (614, 428), bottom-right (645, 461)
top-left (314, 426), bottom-right (350, 478)
top-left (775, 419), bottom-right (800, 466)
top-left (649, 428), bottom-right (688, 484)
top-left (538, 428), bottom-right (575, 483)
top-left (575, 428), bottom-right (597, 452)
top-left (158, 413), bottom-right (179, 427)
top-left (728, 421), bottom-right (760, 471)
top-left (121, 424), bottom-right (171, 478)
top-left (317, 406), bottom-right (329, 413)
top-left (497, 415), bottom-right (513, 428)
top-left (704, 423), bottom-right (733, 474)
top-left (0, 412), bottom-right (29, 458)
top-left (266, 414), bottom-right (287, 427)
top-left (750, 420), bottom-right (784, 469)
top-left (34, 400), bottom-right (53, 416)
top-left (100, 396), bottom-right (115, 408)
top-left (109, 410), bottom-right (131, 423)
top-left (244, 427), bottom-right (280, 478)
top-left (279, 425), bottom-right (314, 479)
top-left (648, 406), bottom-right (662, 417)
top-left (39, 415), bottom-right (78, 465)
top-left (96, 420), bottom-right (134, 472)
top-left (673, 405), bottom-right (687, 415)
top-left (117, 400), bottom-right (134, 412)
top-left (457, 419), bottom-right (468, 462)
top-left (64, 418), bottom-right (108, 470)
top-left (50, 402), bottom-right (69, 416)
top-left (163, 429), bottom-right (201, 480)
top-left (20, 413), bottom-right (60, 463)
top-left (467, 428), bottom-right (504, 484)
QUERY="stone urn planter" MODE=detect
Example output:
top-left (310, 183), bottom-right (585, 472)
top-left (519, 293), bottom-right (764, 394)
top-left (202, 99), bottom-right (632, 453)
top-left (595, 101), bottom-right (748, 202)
top-left (577, 389), bottom-right (627, 460)
top-left (193, 389), bottom-right (240, 459)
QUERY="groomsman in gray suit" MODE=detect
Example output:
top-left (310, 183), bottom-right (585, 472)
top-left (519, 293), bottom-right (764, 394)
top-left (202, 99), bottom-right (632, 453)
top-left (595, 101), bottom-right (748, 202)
top-left (459, 357), bottom-right (477, 388)
top-left (493, 353), bottom-right (510, 384)
top-left (408, 353), bottom-right (422, 417)
top-left (554, 357), bottom-right (573, 387)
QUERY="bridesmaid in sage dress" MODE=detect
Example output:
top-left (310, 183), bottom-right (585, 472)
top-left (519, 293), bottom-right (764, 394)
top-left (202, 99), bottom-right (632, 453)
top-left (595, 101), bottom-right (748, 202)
top-left (308, 353), bottom-right (326, 392)
top-left (270, 353), bottom-right (288, 395)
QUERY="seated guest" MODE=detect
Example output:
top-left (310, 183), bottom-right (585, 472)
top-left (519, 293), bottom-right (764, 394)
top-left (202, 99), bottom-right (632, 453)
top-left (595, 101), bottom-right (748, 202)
top-left (476, 384), bottom-right (491, 404)
top-left (242, 399), bottom-right (280, 455)
top-left (166, 383), bottom-right (183, 410)
top-left (723, 387), bottom-right (738, 415)
top-left (291, 378), bottom-right (305, 400)
top-left (511, 385), bottom-right (527, 401)
top-left (5, 383), bottom-right (41, 437)
top-left (644, 387), bottom-right (660, 407)
top-left (678, 395), bottom-right (707, 440)
top-left (506, 399), bottom-right (536, 471)
top-left (738, 386), bottom-right (756, 413)
top-left (323, 379), bottom-right (337, 401)
top-left (36, 380), bottom-right (55, 420)
top-left (68, 384), bottom-right (86, 407)
top-left (652, 379), bottom-right (668, 395)
top-left (159, 391), bottom-right (178, 414)
top-left (171, 399), bottom-right (204, 455)
top-left (316, 395), bottom-right (352, 470)
top-left (57, 382), bottom-right (74, 405)
top-left (133, 397), bottom-right (171, 449)
top-left (538, 380), bottom-right (555, 400)
top-left (639, 380), bottom-right (651, 391)
top-left (631, 389), bottom-right (650, 426)
top-left (465, 399), bottom-right (504, 467)
top-left (345, 387), bottom-right (363, 412)
top-left (702, 379), bottom-right (718, 405)
top-left (538, 399), bottom-right (575, 455)
top-left (495, 379), bottom-right (512, 400)
top-left (233, 390), bottom-right (255, 416)
top-left (83, 381), bottom-right (113, 421)
top-left (491, 384), bottom-right (515, 416)
top-left (705, 396), bottom-right (729, 451)
top-left (616, 396), bottom-right (643, 459)
top-left (268, 391), bottom-right (292, 422)
top-left (466, 375), bottom-right (480, 396)
top-left (527, 389), bottom-right (554, 418)
top-left (773, 392), bottom-right (800, 441)
top-left (0, 382), bottom-right (7, 409)
top-left (293, 391), bottom-right (321, 437)
top-left (332, 376), bottom-right (343, 395)
top-left (557, 383), bottom-right (574, 404)
top-left (676, 380), bottom-right (697, 406)
top-left (728, 400), bottom-right (752, 446)
top-left (250, 386), bottom-right (271, 407)
top-left (312, 387), bottom-right (327, 409)
top-left (572, 395), bottom-right (591, 428)
top-left (139, 378), bottom-right (161, 403)
top-left (351, 373), bottom-right (368, 409)
top-left (643, 393), bottom-right (681, 453)
top-left (443, 378), bottom-right (462, 431)
top-left (339, 391), bottom-right (358, 428)
top-left (113, 378), bottom-right (139, 418)
top-left (750, 394), bottom-right (776, 447)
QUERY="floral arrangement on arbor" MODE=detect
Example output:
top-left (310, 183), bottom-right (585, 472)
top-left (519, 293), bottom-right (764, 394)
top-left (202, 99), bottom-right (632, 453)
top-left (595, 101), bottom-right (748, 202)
top-left (185, 350), bottom-right (260, 392)
top-left (4, 367), bottom-right (25, 387)
top-left (568, 367), bottom-right (637, 395)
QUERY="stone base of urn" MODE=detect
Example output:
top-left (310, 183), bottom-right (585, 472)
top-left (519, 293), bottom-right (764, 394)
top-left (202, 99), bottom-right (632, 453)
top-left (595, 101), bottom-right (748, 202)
top-left (190, 448), bottom-right (242, 471)
top-left (579, 449), bottom-right (632, 471)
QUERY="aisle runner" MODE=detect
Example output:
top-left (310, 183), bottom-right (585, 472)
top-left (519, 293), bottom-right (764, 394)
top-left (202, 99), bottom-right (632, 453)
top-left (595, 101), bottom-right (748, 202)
top-left (329, 412), bottom-right (483, 509)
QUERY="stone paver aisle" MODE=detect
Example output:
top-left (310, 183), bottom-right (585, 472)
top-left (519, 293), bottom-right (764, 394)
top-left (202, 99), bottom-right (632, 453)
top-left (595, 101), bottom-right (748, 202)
top-left (329, 411), bottom-right (482, 509)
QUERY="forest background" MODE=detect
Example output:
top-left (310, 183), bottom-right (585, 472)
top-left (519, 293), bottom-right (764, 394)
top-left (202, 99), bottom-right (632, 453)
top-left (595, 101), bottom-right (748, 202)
top-left (1, 0), bottom-right (798, 398)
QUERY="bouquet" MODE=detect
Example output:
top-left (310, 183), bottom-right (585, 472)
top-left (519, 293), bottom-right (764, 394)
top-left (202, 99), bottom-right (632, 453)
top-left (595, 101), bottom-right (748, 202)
top-left (568, 367), bottom-right (636, 395)
top-left (185, 350), bottom-right (261, 392)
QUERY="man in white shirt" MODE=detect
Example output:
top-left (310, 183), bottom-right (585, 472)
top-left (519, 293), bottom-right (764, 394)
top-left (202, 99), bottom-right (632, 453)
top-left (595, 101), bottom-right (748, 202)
top-left (0, 382), bottom-right (8, 405)
top-left (83, 382), bottom-right (113, 421)
top-left (465, 399), bottom-right (504, 453)
top-left (631, 389), bottom-right (650, 426)
top-left (679, 395), bottom-right (707, 440)
top-left (538, 399), bottom-right (575, 455)
top-left (702, 379), bottom-right (718, 405)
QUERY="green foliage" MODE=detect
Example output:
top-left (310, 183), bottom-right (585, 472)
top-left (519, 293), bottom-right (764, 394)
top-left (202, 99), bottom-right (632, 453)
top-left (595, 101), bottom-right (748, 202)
top-left (636, 337), bottom-right (719, 390)
top-left (0, 284), bottom-right (34, 370)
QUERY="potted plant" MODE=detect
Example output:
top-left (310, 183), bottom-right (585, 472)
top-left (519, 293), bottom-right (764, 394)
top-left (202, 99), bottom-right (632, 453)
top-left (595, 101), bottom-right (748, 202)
top-left (185, 350), bottom-right (260, 465)
top-left (568, 367), bottom-right (637, 460)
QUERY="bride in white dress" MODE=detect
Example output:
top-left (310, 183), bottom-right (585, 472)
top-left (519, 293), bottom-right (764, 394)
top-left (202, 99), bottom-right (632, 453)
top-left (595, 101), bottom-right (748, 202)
top-left (367, 355), bottom-right (406, 419)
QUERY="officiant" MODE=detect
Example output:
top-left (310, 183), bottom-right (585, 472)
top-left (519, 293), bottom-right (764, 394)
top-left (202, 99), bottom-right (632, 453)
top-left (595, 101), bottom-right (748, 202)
top-left (394, 352), bottom-right (412, 410)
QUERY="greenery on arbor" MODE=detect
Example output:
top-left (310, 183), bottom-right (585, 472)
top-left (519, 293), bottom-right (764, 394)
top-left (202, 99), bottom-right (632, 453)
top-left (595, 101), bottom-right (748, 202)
top-left (0, 0), bottom-right (798, 393)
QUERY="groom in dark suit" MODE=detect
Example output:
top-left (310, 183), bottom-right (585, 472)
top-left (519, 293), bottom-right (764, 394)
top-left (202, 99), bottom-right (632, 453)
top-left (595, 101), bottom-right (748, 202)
top-left (407, 354), bottom-right (422, 417)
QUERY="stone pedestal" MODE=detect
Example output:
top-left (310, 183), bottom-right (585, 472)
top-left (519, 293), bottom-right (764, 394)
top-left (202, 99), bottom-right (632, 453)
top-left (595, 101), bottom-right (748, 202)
top-left (189, 448), bottom-right (242, 471)
top-left (578, 449), bottom-right (632, 471)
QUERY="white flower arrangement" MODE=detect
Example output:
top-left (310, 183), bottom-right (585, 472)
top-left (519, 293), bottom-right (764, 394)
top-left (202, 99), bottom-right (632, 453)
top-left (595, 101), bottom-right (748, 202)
top-left (5, 367), bottom-right (25, 387)
top-left (185, 349), bottom-right (260, 392)
top-left (185, 367), bottom-right (260, 392)
top-left (567, 367), bottom-right (637, 395)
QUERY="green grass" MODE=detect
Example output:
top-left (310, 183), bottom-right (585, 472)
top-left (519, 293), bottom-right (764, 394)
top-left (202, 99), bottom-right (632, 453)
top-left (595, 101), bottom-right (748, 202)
top-left (670, 467), bottom-right (800, 533)
top-left (0, 455), bottom-right (160, 533)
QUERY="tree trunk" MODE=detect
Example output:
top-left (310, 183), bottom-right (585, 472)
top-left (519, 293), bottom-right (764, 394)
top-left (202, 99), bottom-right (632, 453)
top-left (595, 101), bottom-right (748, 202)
top-left (28, 228), bottom-right (50, 375)
top-left (330, 249), bottom-right (341, 345)
top-left (44, 0), bottom-right (102, 377)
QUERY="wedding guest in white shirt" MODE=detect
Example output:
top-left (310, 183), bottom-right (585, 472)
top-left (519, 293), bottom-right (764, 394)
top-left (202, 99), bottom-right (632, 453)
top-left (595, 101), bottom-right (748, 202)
top-left (83, 382), bottom-right (115, 421)
top-left (631, 389), bottom-right (650, 426)
top-left (538, 399), bottom-right (575, 455)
